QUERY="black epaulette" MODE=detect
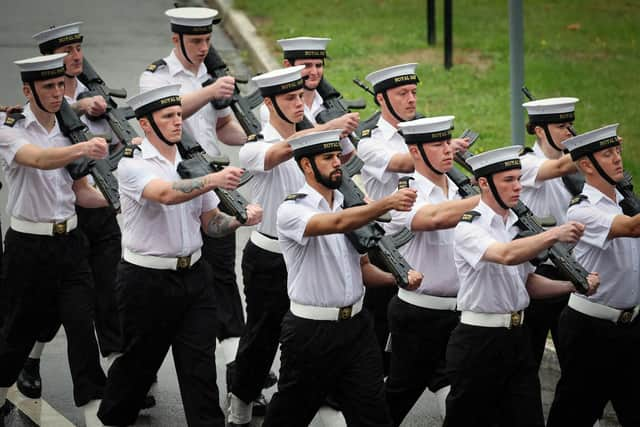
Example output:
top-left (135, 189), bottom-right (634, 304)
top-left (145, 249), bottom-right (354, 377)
top-left (284, 193), bottom-right (307, 202)
top-left (122, 144), bottom-right (141, 158)
top-left (569, 194), bottom-right (588, 207)
top-left (359, 125), bottom-right (378, 139)
top-left (145, 59), bottom-right (167, 73)
top-left (246, 133), bottom-right (263, 143)
top-left (519, 146), bottom-right (534, 156)
top-left (3, 113), bottom-right (25, 127)
top-left (460, 210), bottom-right (481, 223)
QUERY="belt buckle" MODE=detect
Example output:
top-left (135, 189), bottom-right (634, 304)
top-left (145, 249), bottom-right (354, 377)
top-left (338, 305), bottom-right (352, 321)
top-left (510, 311), bottom-right (522, 328)
top-left (52, 220), bottom-right (67, 235)
top-left (176, 255), bottom-right (192, 270)
top-left (617, 310), bottom-right (634, 325)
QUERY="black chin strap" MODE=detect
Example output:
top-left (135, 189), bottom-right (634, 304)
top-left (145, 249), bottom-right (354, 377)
top-left (28, 82), bottom-right (55, 114)
top-left (179, 34), bottom-right (193, 65)
top-left (487, 175), bottom-right (510, 210)
top-left (417, 144), bottom-right (444, 175)
top-left (382, 91), bottom-right (407, 123)
top-left (269, 96), bottom-right (294, 124)
top-left (542, 124), bottom-right (564, 152)
top-left (587, 153), bottom-right (617, 186)
top-left (147, 115), bottom-right (175, 146)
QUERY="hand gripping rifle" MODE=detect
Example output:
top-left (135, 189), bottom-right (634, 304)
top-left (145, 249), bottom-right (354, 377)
top-left (56, 98), bottom-right (121, 212)
top-left (175, 130), bottom-right (252, 224)
top-left (202, 46), bottom-right (263, 142)
top-left (450, 130), bottom-right (590, 293)
top-left (77, 58), bottom-right (140, 166)
top-left (314, 78), bottom-right (366, 145)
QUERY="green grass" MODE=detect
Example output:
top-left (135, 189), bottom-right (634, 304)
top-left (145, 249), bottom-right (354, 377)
top-left (234, 0), bottom-right (639, 176)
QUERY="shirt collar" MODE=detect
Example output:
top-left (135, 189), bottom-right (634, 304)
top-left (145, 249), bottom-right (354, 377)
top-left (140, 137), bottom-right (182, 165)
top-left (301, 181), bottom-right (344, 212)
top-left (533, 142), bottom-right (546, 158)
top-left (582, 182), bottom-right (623, 206)
top-left (476, 199), bottom-right (519, 230)
top-left (22, 103), bottom-right (61, 137)
top-left (376, 116), bottom-right (400, 141)
top-left (166, 49), bottom-right (207, 78)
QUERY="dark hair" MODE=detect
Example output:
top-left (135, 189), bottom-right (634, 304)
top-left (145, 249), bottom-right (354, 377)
top-left (526, 122), bottom-right (538, 135)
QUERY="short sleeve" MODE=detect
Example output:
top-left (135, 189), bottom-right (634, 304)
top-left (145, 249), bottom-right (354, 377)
top-left (519, 154), bottom-right (545, 189)
top-left (0, 127), bottom-right (30, 167)
top-left (239, 141), bottom-right (271, 172)
top-left (201, 191), bottom-right (220, 213)
top-left (117, 157), bottom-right (156, 203)
top-left (359, 138), bottom-right (394, 183)
top-left (454, 222), bottom-right (494, 268)
top-left (277, 202), bottom-right (316, 246)
top-left (340, 137), bottom-right (355, 155)
top-left (217, 106), bottom-right (232, 118)
top-left (139, 70), bottom-right (170, 93)
top-left (568, 204), bottom-right (615, 250)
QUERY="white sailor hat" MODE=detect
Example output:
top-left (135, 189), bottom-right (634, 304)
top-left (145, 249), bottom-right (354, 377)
top-left (466, 145), bottom-right (522, 178)
top-left (165, 7), bottom-right (219, 34)
top-left (398, 116), bottom-right (455, 144)
top-left (277, 37), bottom-right (331, 61)
top-left (563, 124), bottom-right (620, 161)
top-left (127, 84), bottom-right (182, 119)
top-left (33, 22), bottom-right (83, 54)
top-left (289, 129), bottom-right (343, 159)
top-left (14, 53), bottom-right (67, 82)
top-left (366, 63), bottom-right (419, 93)
top-left (522, 97), bottom-right (579, 125)
top-left (252, 65), bottom-right (305, 97)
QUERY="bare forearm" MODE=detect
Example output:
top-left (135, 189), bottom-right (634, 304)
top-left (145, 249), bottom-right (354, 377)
top-left (73, 178), bottom-right (108, 208)
top-left (19, 144), bottom-right (86, 170)
top-left (413, 196), bottom-right (480, 231)
top-left (526, 273), bottom-right (574, 298)
top-left (179, 88), bottom-right (214, 118)
top-left (362, 259), bottom-right (396, 288)
top-left (216, 117), bottom-right (246, 146)
top-left (486, 230), bottom-right (558, 265)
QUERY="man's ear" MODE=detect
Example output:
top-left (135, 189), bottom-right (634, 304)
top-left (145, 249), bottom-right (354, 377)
top-left (22, 83), bottom-right (31, 98)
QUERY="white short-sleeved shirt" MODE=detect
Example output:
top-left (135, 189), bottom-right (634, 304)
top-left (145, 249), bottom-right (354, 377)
top-left (139, 50), bottom-right (232, 157)
top-left (568, 183), bottom-right (640, 309)
top-left (358, 116), bottom-right (408, 201)
top-left (117, 137), bottom-right (219, 257)
top-left (277, 182), bottom-right (364, 307)
top-left (454, 200), bottom-right (534, 313)
top-left (0, 105), bottom-right (77, 222)
top-left (386, 173), bottom-right (461, 297)
top-left (239, 122), bottom-right (304, 237)
top-left (519, 143), bottom-right (573, 225)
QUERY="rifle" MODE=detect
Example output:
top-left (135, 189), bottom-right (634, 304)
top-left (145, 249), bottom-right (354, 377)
top-left (77, 58), bottom-right (140, 165)
top-left (176, 131), bottom-right (251, 224)
top-left (56, 99), bottom-right (121, 212)
top-left (450, 135), bottom-right (590, 294)
top-left (202, 46), bottom-right (263, 141)
top-left (314, 78), bottom-right (366, 145)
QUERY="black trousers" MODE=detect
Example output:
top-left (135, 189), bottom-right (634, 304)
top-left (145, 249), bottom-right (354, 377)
top-left (98, 259), bottom-right (224, 427)
top-left (76, 206), bottom-right (122, 356)
top-left (363, 285), bottom-right (397, 376)
top-left (443, 323), bottom-right (544, 427)
top-left (547, 307), bottom-right (640, 427)
top-left (201, 231), bottom-right (245, 341)
top-left (263, 310), bottom-right (392, 427)
top-left (523, 264), bottom-right (569, 369)
top-left (386, 296), bottom-right (459, 426)
top-left (230, 241), bottom-right (289, 404)
top-left (0, 228), bottom-right (105, 406)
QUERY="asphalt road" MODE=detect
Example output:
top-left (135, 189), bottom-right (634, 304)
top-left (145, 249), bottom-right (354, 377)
top-left (0, 0), bottom-right (622, 426)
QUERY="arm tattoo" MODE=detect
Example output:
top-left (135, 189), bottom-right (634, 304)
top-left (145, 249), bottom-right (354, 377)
top-left (172, 178), bottom-right (205, 194)
top-left (205, 210), bottom-right (238, 238)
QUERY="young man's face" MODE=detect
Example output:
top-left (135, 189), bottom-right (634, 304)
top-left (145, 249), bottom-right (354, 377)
top-left (26, 77), bottom-right (65, 112)
top-left (173, 33), bottom-right (211, 65)
top-left (54, 42), bottom-right (83, 77)
top-left (416, 139), bottom-right (454, 173)
top-left (542, 122), bottom-right (574, 149)
top-left (271, 89), bottom-right (305, 123)
top-left (380, 83), bottom-right (417, 121)
top-left (482, 169), bottom-right (522, 208)
top-left (591, 145), bottom-right (624, 182)
top-left (313, 150), bottom-right (343, 188)
top-left (290, 58), bottom-right (324, 90)
top-left (150, 105), bottom-right (183, 143)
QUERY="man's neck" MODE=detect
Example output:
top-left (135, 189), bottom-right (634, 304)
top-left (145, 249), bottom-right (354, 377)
top-left (150, 137), bottom-right (178, 164)
top-left (64, 75), bottom-right (78, 99)
top-left (587, 177), bottom-right (617, 203)
top-left (308, 179), bottom-right (334, 209)
top-left (482, 195), bottom-right (511, 223)
top-left (302, 89), bottom-right (316, 109)
top-left (175, 49), bottom-right (201, 75)
top-left (381, 109), bottom-right (400, 129)
top-left (31, 104), bottom-right (56, 132)
top-left (270, 116), bottom-right (297, 139)
top-left (416, 163), bottom-right (449, 195)
top-left (538, 139), bottom-right (562, 159)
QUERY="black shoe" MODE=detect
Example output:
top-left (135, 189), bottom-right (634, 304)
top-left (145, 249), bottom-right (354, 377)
top-left (227, 423), bottom-right (250, 427)
top-left (141, 394), bottom-right (156, 409)
top-left (17, 358), bottom-right (41, 399)
top-left (263, 371), bottom-right (277, 389)
top-left (251, 393), bottom-right (268, 417)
